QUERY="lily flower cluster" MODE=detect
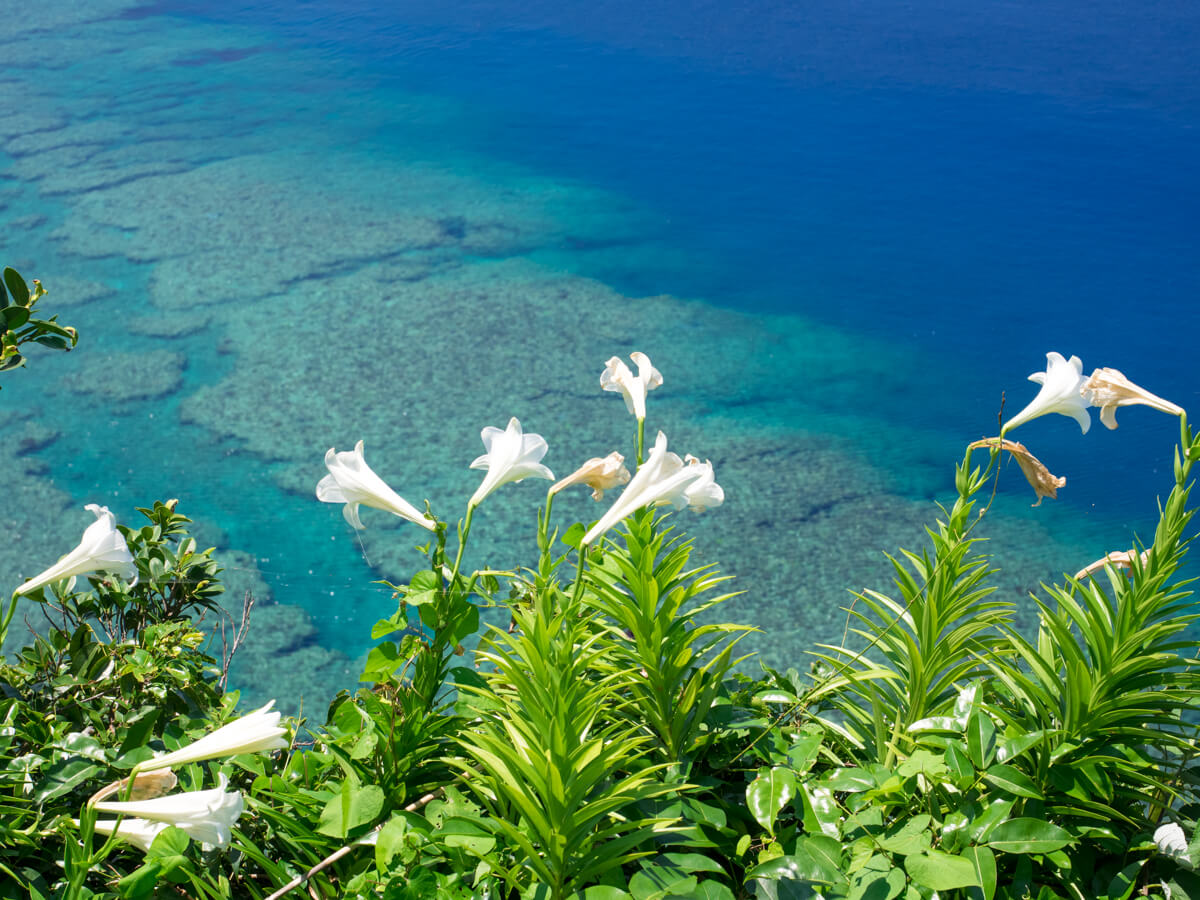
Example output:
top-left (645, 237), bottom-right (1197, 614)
top-left (315, 351), bottom-right (722, 549)
top-left (82, 702), bottom-right (289, 853)
top-left (1001, 351), bottom-right (1183, 437)
top-left (983, 351), bottom-right (1185, 580)
top-left (977, 352), bottom-right (1185, 507)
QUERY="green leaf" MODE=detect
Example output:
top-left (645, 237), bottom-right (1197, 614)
top-left (792, 835), bottom-right (844, 884)
top-left (117, 860), bottom-right (163, 899)
top-left (562, 522), bottom-right (586, 550)
top-left (945, 741), bottom-right (974, 781)
top-left (691, 882), bottom-right (735, 900)
top-left (787, 731), bottom-right (823, 774)
top-left (1105, 860), bottom-right (1142, 900)
top-left (375, 816), bottom-right (410, 873)
top-left (440, 816), bottom-right (495, 856)
top-left (582, 889), bottom-right (632, 900)
top-left (318, 781), bottom-right (385, 838)
top-left (968, 799), bottom-right (1014, 842)
top-left (2, 306), bottom-right (29, 329)
top-left (905, 851), bottom-right (980, 891)
top-left (986, 819), bottom-right (1073, 854)
top-left (662, 853), bottom-right (726, 875)
top-left (747, 767), bottom-right (796, 833)
top-left (878, 817), bottom-right (932, 856)
top-left (145, 826), bottom-right (190, 876)
top-left (966, 711), bottom-right (996, 769)
top-left (823, 768), bottom-right (876, 793)
top-left (3, 268), bottom-right (29, 306)
top-left (965, 845), bottom-right (997, 900)
top-left (361, 642), bottom-right (403, 682)
top-left (983, 764), bottom-right (1042, 799)
top-left (31, 757), bottom-right (101, 803)
top-left (371, 617), bottom-right (401, 639)
top-left (118, 706), bottom-right (161, 756)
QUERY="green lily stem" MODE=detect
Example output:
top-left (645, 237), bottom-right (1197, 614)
top-left (636, 418), bottom-right (645, 466)
top-left (449, 505), bottom-right (476, 585)
top-left (0, 592), bottom-right (19, 654)
top-left (570, 547), bottom-right (587, 608)
top-left (539, 491), bottom-right (555, 554)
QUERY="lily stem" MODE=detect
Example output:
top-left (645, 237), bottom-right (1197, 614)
top-left (636, 418), bottom-right (645, 467)
top-left (449, 506), bottom-right (476, 586)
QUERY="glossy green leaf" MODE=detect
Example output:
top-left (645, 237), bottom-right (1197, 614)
top-left (905, 850), bottom-right (980, 891)
top-left (986, 818), bottom-right (1073, 854)
top-left (965, 845), bottom-right (997, 900)
top-left (747, 767), bottom-right (796, 833)
top-left (317, 781), bottom-right (384, 838)
top-left (966, 711), bottom-right (996, 769)
top-left (983, 764), bottom-right (1042, 799)
top-left (3, 268), bottom-right (28, 306)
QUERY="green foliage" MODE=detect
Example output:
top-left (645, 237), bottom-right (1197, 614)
top-left (0, 266), bottom-right (78, 383)
top-left (4, 335), bottom-right (1198, 900)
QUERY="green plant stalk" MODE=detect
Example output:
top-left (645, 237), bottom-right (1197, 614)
top-left (449, 505), bottom-right (476, 585)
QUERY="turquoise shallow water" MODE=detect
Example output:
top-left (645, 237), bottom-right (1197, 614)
top-left (1, 2), bottom-right (1196, 711)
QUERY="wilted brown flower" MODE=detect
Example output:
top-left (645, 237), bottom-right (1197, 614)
top-left (1073, 548), bottom-right (1151, 581)
top-left (549, 451), bottom-right (631, 500)
top-left (969, 437), bottom-right (1066, 507)
top-left (1082, 367), bottom-right (1184, 430)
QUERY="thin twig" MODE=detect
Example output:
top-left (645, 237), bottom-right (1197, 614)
top-left (219, 591), bottom-right (255, 691)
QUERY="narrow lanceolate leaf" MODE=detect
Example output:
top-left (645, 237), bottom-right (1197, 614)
top-left (747, 767), bottom-right (796, 833)
top-left (966, 710), bottom-right (996, 769)
top-left (986, 818), bottom-right (1074, 854)
top-left (982, 764), bottom-right (1042, 799)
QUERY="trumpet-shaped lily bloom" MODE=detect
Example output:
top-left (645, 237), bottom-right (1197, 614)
top-left (317, 440), bottom-right (434, 531)
top-left (1083, 367), bottom-right (1185, 430)
top-left (1002, 352), bottom-right (1091, 436)
top-left (549, 451), bottom-right (631, 500)
top-left (93, 773), bottom-right (244, 850)
top-left (582, 432), bottom-right (723, 546)
top-left (968, 438), bottom-right (1066, 507)
top-left (84, 817), bottom-right (170, 854)
top-left (469, 418), bottom-right (554, 508)
top-left (600, 352), bottom-right (662, 420)
top-left (135, 701), bottom-right (289, 773)
top-left (15, 504), bottom-right (136, 597)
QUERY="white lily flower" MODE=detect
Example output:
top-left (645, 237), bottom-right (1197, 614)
top-left (468, 417), bottom-right (554, 508)
top-left (317, 440), bottom-right (434, 531)
top-left (600, 352), bottom-right (662, 420)
top-left (549, 451), bottom-right (631, 500)
top-left (135, 701), bottom-right (289, 773)
top-left (83, 817), bottom-right (169, 853)
top-left (1002, 352), bottom-right (1091, 436)
top-left (582, 432), bottom-right (723, 546)
top-left (1155, 822), bottom-right (1190, 864)
top-left (1083, 367), bottom-right (1185, 430)
top-left (15, 504), bottom-right (136, 597)
top-left (93, 773), bottom-right (244, 850)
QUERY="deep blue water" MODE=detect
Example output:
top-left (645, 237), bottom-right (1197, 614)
top-left (203, 0), bottom-right (1194, 505)
top-left (3, 0), bottom-right (1198, 708)
top-left (162, 0), bottom-right (1199, 415)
